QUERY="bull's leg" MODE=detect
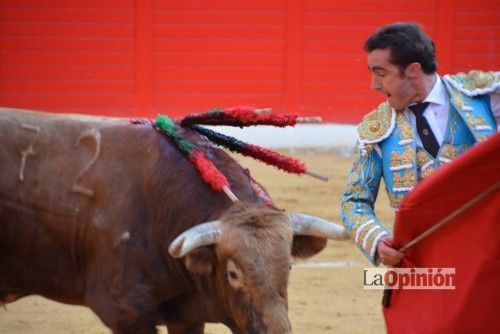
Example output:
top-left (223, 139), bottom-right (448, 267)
top-left (90, 303), bottom-right (158, 334)
top-left (166, 322), bottom-right (204, 334)
top-left (110, 312), bottom-right (158, 334)
top-left (111, 321), bottom-right (157, 334)
top-left (89, 302), bottom-right (158, 334)
top-left (86, 288), bottom-right (158, 334)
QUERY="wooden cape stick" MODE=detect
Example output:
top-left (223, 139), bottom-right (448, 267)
top-left (399, 181), bottom-right (500, 252)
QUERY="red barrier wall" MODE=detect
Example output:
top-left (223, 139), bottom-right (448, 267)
top-left (1, 0), bottom-right (498, 123)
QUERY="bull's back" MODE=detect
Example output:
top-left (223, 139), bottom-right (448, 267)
top-left (0, 108), bottom-right (150, 300)
top-left (0, 108), bottom-right (137, 230)
top-left (0, 107), bottom-right (262, 303)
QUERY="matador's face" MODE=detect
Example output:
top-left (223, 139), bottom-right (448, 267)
top-left (367, 48), bottom-right (418, 112)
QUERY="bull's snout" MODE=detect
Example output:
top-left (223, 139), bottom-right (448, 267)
top-left (258, 303), bottom-right (292, 334)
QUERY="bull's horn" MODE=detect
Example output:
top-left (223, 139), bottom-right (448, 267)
top-left (168, 221), bottom-right (221, 258)
top-left (289, 213), bottom-right (350, 240)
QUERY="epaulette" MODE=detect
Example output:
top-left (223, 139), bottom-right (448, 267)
top-left (443, 70), bottom-right (499, 97)
top-left (357, 101), bottom-right (396, 145)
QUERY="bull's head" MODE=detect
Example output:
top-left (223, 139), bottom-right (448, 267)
top-left (168, 203), bottom-right (349, 333)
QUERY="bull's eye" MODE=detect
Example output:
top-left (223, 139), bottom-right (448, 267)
top-left (229, 271), bottom-right (238, 280)
top-left (227, 259), bottom-right (244, 289)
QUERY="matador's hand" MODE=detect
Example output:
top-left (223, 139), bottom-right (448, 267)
top-left (377, 235), bottom-right (405, 266)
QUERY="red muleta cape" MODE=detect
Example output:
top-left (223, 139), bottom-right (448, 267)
top-left (384, 133), bottom-right (500, 333)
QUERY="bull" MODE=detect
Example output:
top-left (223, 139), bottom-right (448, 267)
top-left (0, 107), bottom-right (349, 333)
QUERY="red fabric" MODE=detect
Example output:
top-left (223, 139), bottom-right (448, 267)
top-left (180, 106), bottom-right (299, 127)
top-left (245, 144), bottom-right (306, 174)
top-left (224, 106), bottom-right (298, 127)
top-left (384, 133), bottom-right (500, 333)
top-left (188, 150), bottom-right (229, 192)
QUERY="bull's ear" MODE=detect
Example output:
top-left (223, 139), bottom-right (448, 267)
top-left (291, 236), bottom-right (327, 259)
top-left (185, 246), bottom-right (216, 275)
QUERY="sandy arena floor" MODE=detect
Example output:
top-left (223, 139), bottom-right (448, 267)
top-left (0, 151), bottom-right (395, 333)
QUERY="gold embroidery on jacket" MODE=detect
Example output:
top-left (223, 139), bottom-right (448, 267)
top-left (390, 145), bottom-right (413, 169)
top-left (365, 235), bottom-right (377, 254)
top-left (416, 149), bottom-right (431, 166)
top-left (358, 102), bottom-right (392, 142)
top-left (388, 193), bottom-right (405, 208)
top-left (461, 70), bottom-right (498, 91)
top-left (416, 149), bottom-right (435, 179)
top-left (448, 87), bottom-right (467, 110)
top-left (440, 144), bottom-right (458, 160)
top-left (342, 202), bottom-right (372, 229)
top-left (403, 170), bottom-right (416, 188)
top-left (393, 172), bottom-right (403, 188)
top-left (421, 166), bottom-right (435, 179)
top-left (396, 112), bottom-right (413, 140)
top-left (465, 113), bottom-right (488, 128)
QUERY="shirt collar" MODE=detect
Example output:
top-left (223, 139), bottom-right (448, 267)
top-left (423, 73), bottom-right (447, 106)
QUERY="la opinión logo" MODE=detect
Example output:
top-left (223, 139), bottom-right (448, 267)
top-left (363, 268), bottom-right (456, 290)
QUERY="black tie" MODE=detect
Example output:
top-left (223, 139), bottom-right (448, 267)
top-left (409, 102), bottom-right (439, 158)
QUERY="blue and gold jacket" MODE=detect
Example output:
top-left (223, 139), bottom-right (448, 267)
top-left (341, 70), bottom-right (499, 264)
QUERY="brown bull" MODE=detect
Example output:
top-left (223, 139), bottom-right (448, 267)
top-left (0, 107), bottom-right (349, 333)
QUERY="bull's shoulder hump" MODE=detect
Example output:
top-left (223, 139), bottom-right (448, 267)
top-left (0, 107), bottom-right (129, 125)
top-left (357, 102), bottom-right (396, 144)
